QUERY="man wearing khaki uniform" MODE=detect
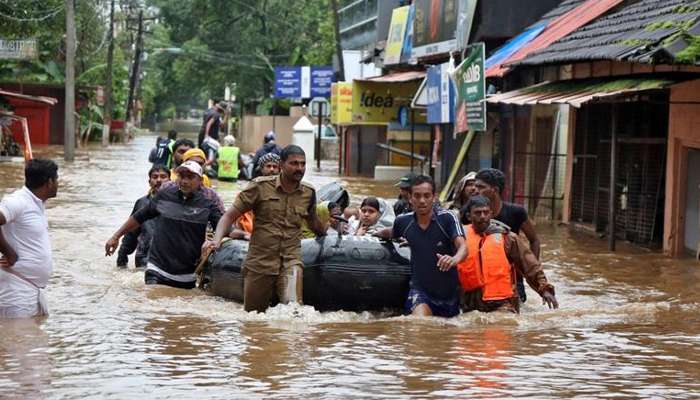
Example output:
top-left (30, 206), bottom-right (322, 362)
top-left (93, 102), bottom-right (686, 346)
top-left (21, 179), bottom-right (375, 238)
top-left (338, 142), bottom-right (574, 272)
top-left (208, 145), bottom-right (326, 312)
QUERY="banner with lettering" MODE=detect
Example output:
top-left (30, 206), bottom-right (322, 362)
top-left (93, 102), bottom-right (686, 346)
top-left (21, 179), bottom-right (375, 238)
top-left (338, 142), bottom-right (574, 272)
top-left (452, 43), bottom-right (486, 133)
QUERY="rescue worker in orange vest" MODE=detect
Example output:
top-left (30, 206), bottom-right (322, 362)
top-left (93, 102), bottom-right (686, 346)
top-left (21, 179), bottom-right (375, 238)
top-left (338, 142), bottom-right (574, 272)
top-left (458, 195), bottom-right (559, 313)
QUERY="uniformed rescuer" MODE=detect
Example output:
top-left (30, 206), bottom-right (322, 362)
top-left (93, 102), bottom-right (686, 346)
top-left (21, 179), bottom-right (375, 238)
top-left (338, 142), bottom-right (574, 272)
top-left (205, 144), bottom-right (327, 312)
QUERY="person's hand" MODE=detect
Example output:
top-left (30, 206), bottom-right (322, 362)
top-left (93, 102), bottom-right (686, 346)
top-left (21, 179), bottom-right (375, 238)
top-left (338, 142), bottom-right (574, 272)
top-left (0, 248), bottom-right (18, 268)
top-left (397, 237), bottom-right (409, 247)
top-left (542, 291), bottom-right (559, 309)
top-left (105, 236), bottom-right (119, 257)
top-left (355, 225), bottom-right (367, 236)
top-left (201, 240), bottom-right (219, 254)
top-left (330, 214), bottom-right (349, 224)
top-left (436, 253), bottom-right (458, 271)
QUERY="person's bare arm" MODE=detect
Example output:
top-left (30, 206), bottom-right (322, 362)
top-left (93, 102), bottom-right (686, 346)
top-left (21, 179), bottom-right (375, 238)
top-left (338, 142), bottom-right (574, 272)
top-left (373, 227), bottom-right (392, 240)
top-left (204, 117), bottom-right (215, 139)
top-left (0, 211), bottom-right (17, 267)
top-left (520, 220), bottom-right (541, 259)
top-left (505, 233), bottom-right (558, 309)
top-left (208, 206), bottom-right (243, 249)
top-left (105, 217), bottom-right (142, 256)
top-left (436, 236), bottom-right (467, 271)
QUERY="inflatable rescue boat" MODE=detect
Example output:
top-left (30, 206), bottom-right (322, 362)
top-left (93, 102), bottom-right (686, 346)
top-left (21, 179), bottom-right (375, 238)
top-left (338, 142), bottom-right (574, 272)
top-left (203, 235), bottom-right (411, 312)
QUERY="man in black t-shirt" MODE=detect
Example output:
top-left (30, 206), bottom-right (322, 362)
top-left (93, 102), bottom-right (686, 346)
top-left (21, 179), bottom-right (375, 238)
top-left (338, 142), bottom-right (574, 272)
top-left (376, 175), bottom-right (467, 317)
top-left (474, 168), bottom-right (542, 302)
top-left (198, 101), bottom-right (225, 147)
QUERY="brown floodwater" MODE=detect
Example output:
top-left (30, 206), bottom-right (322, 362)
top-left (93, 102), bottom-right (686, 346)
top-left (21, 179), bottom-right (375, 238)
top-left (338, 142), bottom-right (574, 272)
top-left (1, 130), bottom-right (700, 399)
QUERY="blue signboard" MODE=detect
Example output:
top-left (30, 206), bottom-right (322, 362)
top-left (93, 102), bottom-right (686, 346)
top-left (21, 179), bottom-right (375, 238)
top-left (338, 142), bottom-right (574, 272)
top-left (275, 65), bottom-right (335, 99)
top-left (310, 66), bottom-right (335, 98)
top-left (426, 63), bottom-right (455, 124)
top-left (274, 66), bottom-right (302, 98)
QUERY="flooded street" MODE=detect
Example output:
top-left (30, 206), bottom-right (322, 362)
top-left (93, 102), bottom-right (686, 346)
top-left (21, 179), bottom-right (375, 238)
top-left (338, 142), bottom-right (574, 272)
top-left (1, 133), bottom-right (700, 399)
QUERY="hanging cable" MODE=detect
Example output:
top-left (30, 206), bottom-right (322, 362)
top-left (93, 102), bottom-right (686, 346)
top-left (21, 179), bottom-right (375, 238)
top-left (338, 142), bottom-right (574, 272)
top-left (0, 3), bottom-right (63, 22)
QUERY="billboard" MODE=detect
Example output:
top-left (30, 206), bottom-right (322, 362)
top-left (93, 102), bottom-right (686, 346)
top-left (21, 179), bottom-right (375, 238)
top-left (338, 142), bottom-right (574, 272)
top-left (453, 43), bottom-right (486, 133)
top-left (412, 0), bottom-right (458, 58)
top-left (274, 66), bottom-right (335, 99)
top-left (384, 6), bottom-right (410, 65)
top-left (351, 80), bottom-right (425, 125)
top-left (426, 63), bottom-right (455, 124)
top-left (330, 82), bottom-right (353, 125)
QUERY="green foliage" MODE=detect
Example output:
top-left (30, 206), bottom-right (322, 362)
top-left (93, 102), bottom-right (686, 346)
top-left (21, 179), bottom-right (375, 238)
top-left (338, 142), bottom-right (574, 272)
top-left (675, 35), bottom-right (700, 64)
top-left (141, 0), bottom-right (337, 119)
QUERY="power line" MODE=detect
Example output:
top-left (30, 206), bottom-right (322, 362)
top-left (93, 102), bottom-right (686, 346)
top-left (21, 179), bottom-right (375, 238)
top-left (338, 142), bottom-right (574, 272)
top-left (0, 3), bottom-right (63, 22)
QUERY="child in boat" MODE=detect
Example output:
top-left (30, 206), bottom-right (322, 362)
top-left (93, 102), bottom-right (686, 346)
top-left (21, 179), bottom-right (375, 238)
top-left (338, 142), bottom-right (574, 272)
top-left (349, 197), bottom-right (395, 236)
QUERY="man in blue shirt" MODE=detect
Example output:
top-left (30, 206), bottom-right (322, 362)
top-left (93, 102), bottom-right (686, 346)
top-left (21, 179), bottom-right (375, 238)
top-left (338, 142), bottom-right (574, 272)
top-left (376, 175), bottom-right (467, 317)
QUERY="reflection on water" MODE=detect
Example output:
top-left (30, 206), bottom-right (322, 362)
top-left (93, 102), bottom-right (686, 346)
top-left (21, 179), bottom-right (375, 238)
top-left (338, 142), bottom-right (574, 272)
top-left (0, 134), bottom-right (699, 398)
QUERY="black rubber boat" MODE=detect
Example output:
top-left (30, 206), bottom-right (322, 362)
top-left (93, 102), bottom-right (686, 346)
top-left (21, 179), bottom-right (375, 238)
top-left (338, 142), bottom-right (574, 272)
top-left (203, 235), bottom-right (412, 312)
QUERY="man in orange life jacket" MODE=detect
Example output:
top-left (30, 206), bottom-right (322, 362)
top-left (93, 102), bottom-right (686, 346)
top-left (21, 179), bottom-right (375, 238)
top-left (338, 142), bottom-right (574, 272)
top-left (458, 195), bottom-right (558, 313)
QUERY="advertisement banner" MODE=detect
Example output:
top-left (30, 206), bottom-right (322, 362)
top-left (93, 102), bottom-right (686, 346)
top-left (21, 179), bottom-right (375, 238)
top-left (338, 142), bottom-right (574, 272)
top-left (330, 82), bottom-right (353, 125)
top-left (453, 43), bottom-right (486, 133)
top-left (384, 6), bottom-right (410, 65)
top-left (426, 63), bottom-right (455, 124)
top-left (412, 0), bottom-right (458, 59)
top-left (351, 80), bottom-right (424, 125)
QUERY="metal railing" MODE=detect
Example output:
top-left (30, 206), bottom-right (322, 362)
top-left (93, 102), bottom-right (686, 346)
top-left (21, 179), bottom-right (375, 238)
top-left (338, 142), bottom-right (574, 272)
top-left (376, 143), bottom-right (426, 171)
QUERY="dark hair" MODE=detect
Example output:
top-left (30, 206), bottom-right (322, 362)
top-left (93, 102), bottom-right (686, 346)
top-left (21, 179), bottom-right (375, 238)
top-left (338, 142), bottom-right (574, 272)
top-left (148, 164), bottom-right (170, 177)
top-left (463, 195), bottom-right (491, 215)
top-left (280, 144), bottom-right (305, 161)
top-left (167, 130), bottom-right (178, 140)
top-left (476, 168), bottom-right (505, 194)
top-left (25, 158), bottom-right (58, 190)
top-left (410, 174), bottom-right (435, 193)
top-left (360, 197), bottom-right (380, 211)
top-left (173, 138), bottom-right (195, 152)
top-left (327, 201), bottom-right (339, 211)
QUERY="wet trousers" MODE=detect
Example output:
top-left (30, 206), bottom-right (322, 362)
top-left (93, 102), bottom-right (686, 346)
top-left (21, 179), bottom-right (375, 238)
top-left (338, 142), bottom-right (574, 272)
top-left (242, 260), bottom-right (303, 313)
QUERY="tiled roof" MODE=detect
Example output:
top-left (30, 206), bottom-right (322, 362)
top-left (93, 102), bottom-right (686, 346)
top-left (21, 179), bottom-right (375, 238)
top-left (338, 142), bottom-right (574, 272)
top-left (516, 0), bottom-right (700, 66)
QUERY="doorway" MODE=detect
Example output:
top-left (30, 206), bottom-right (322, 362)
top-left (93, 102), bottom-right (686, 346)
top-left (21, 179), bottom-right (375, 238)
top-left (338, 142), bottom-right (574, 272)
top-left (685, 148), bottom-right (700, 255)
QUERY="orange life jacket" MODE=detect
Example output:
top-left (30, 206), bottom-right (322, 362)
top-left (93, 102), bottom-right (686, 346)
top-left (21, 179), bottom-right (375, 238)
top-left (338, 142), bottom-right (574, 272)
top-left (458, 224), bottom-right (515, 301)
top-left (236, 211), bottom-right (254, 234)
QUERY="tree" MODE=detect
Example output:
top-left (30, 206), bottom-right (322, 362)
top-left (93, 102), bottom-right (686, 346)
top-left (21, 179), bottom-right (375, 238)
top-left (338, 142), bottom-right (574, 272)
top-left (141, 0), bottom-right (337, 119)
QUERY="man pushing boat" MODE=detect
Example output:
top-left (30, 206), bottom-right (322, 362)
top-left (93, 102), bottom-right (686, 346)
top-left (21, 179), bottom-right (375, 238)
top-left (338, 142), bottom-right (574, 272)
top-left (205, 145), bottom-right (327, 313)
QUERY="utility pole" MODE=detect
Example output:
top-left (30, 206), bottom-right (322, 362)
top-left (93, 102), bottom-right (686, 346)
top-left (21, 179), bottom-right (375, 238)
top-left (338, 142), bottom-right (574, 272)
top-left (102, 0), bottom-right (115, 146)
top-left (64, 0), bottom-right (76, 161)
top-left (125, 9), bottom-right (144, 124)
top-left (330, 0), bottom-right (345, 81)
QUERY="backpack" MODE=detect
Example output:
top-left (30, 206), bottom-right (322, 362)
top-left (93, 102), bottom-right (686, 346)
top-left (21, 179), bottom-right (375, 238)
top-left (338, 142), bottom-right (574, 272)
top-left (151, 138), bottom-right (172, 166)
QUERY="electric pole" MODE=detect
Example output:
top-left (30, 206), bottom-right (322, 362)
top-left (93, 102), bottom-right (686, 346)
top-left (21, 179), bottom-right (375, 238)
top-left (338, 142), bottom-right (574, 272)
top-left (125, 9), bottom-right (143, 124)
top-left (103, 0), bottom-right (115, 146)
top-left (64, 0), bottom-right (76, 161)
top-left (331, 0), bottom-right (345, 81)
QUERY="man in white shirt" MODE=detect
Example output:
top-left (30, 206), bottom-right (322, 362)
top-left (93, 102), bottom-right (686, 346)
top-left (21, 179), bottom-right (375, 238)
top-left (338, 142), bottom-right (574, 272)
top-left (0, 159), bottom-right (58, 318)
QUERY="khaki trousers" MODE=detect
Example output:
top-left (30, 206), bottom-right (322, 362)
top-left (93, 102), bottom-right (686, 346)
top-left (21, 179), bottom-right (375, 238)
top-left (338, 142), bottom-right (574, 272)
top-left (243, 260), bottom-right (303, 313)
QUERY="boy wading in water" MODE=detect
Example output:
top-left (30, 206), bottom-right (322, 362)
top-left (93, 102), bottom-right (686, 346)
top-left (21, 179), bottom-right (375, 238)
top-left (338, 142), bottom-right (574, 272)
top-left (376, 175), bottom-right (467, 317)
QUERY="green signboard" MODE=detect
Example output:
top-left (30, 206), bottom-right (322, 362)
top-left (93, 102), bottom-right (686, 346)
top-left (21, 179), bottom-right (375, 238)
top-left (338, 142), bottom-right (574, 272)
top-left (453, 43), bottom-right (486, 133)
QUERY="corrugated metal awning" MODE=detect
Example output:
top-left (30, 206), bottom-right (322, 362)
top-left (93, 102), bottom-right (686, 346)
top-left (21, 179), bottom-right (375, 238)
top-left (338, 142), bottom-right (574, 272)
top-left (356, 70), bottom-right (426, 83)
top-left (486, 78), bottom-right (675, 108)
top-left (490, 0), bottom-right (624, 78)
top-left (0, 89), bottom-right (58, 106)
